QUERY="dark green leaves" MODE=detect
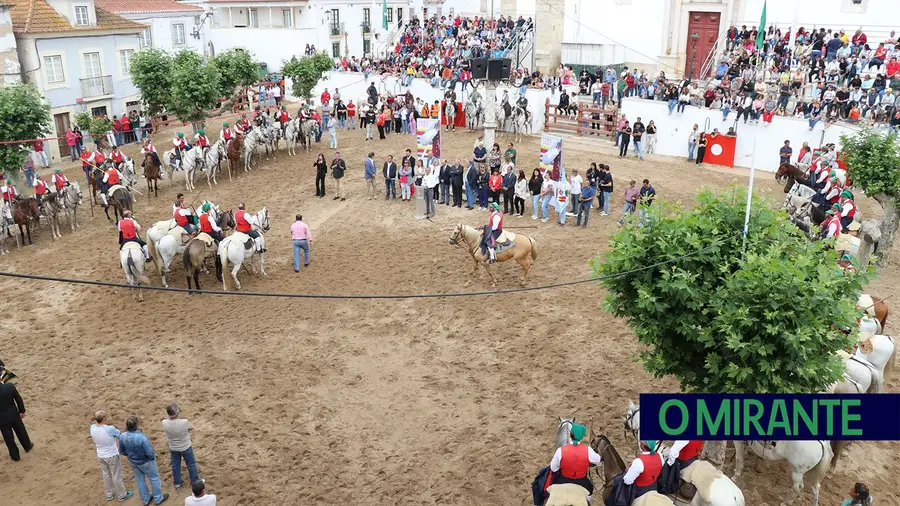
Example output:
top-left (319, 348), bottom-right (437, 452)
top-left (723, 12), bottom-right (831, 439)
top-left (129, 49), bottom-right (173, 116)
top-left (281, 52), bottom-right (335, 100)
top-left (0, 85), bottom-right (51, 177)
top-left (210, 49), bottom-right (258, 98)
top-left (839, 128), bottom-right (900, 199)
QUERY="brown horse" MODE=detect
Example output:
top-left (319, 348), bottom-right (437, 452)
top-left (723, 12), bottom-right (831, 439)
top-left (448, 223), bottom-right (537, 285)
top-left (590, 435), bottom-right (676, 506)
top-left (183, 210), bottom-right (234, 292)
top-left (104, 186), bottom-right (133, 223)
top-left (225, 135), bottom-right (243, 181)
top-left (775, 163), bottom-right (812, 193)
top-left (144, 153), bottom-right (161, 198)
top-left (12, 197), bottom-right (40, 247)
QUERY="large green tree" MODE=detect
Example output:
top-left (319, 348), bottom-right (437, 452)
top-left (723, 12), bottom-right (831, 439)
top-left (210, 49), bottom-right (259, 98)
top-left (281, 52), bottom-right (335, 100)
top-left (168, 50), bottom-right (222, 129)
top-left (840, 128), bottom-right (900, 267)
top-left (129, 48), bottom-right (173, 115)
top-left (594, 189), bottom-right (863, 394)
top-left (0, 84), bottom-right (51, 178)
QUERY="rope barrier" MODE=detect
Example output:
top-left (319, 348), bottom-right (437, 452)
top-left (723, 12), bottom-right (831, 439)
top-left (0, 239), bottom-right (726, 300)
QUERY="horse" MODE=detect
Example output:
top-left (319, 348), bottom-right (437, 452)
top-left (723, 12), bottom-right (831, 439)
top-left (120, 242), bottom-right (151, 302)
top-left (858, 294), bottom-right (888, 332)
top-left (153, 224), bottom-right (194, 288)
top-left (218, 207), bottom-right (269, 291)
top-left (541, 417), bottom-right (591, 506)
top-left (0, 204), bottom-right (11, 254)
top-left (226, 135), bottom-right (242, 181)
top-left (41, 193), bottom-right (63, 240)
top-left (299, 119), bottom-right (318, 155)
top-left (11, 197), bottom-right (40, 247)
top-left (284, 119), bottom-right (301, 156)
top-left (203, 140), bottom-right (226, 188)
top-left (775, 163), bottom-right (813, 194)
top-left (733, 439), bottom-right (831, 506)
top-left (143, 153), bottom-right (161, 198)
top-left (496, 101), bottom-right (510, 132)
top-left (511, 106), bottom-right (532, 142)
top-left (243, 127), bottom-right (265, 172)
top-left (444, 100), bottom-right (458, 131)
top-left (59, 181), bottom-right (83, 231)
top-left (465, 96), bottom-right (484, 131)
top-left (623, 401), bottom-right (746, 506)
top-left (590, 434), bottom-right (675, 506)
top-left (164, 147), bottom-right (201, 191)
top-left (448, 223), bottom-right (537, 286)
top-left (104, 186), bottom-right (132, 223)
top-left (264, 124), bottom-right (280, 160)
top-left (182, 210), bottom-right (234, 292)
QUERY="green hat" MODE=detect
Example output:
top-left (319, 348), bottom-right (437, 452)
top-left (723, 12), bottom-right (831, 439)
top-left (177, 132), bottom-right (184, 138)
top-left (281, 105), bottom-right (286, 110)
top-left (199, 129), bottom-right (205, 135)
top-left (570, 424), bottom-right (587, 443)
top-left (826, 210), bottom-right (836, 215)
top-left (489, 202), bottom-right (500, 211)
top-left (832, 203), bottom-right (842, 210)
top-left (55, 168), bottom-right (62, 173)
top-left (830, 169), bottom-right (837, 176)
top-left (840, 190), bottom-right (852, 198)
top-left (641, 440), bottom-right (659, 453)
top-left (201, 203), bottom-right (211, 212)
top-left (831, 177), bottom-right (839, 182)
top-left (223, 122), bottom-right (229, 127)
top-left (841, 253), bottom-right (853, 261)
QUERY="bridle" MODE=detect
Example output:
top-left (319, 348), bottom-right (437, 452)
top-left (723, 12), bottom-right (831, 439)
top-left (623, 407), bottom-right (640, 442)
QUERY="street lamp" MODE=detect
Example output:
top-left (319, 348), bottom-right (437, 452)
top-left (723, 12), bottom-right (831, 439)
top-left (688, 32), bottom-right (699, 80)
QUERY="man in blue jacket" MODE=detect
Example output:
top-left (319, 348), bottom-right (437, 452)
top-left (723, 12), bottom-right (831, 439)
top-left (119, 415), bottom-right (169, 505)
top-left (364, 152), bottom-right (377, 200)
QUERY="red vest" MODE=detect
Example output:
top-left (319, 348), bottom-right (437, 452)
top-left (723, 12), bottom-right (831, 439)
top-left (1, 186), bottom-right (15, 201)
top-left (235, 210), bottom-right (252, 232)
top-left (842, 201), bottom-right (857, 218)
top-left (105, 169), bottom-right (120, 185)
top-left (94, 151), bottom-right (106, 164)
top-left (199, 213), bottom-right (213, 233)
top-left (634, 454), bottom-right (663, 487)
top-left (222, 129), bottom-right (233, 141)
top-left (196, 135), bottom-right (209, 147)
top-left (53, 174), bottom-right (68, 191)
top-left (111, 151), bottom-right (124, 163)
top-left (119, 218), bottom-right (137, 239)
top-left (34, 179), bottom-right (47, 195)
top-left (678, 441), bottom-right (703, 461)
top-left (80, 151), bottom-right (92, 168)
top-left (490, 211), bottom-right (504, 230)
top-left (174, 207), bottom-right (189, 226)
top-left (278, 111), bottom-right (290, 123)
top-left (559, 444), bottom-right (590, 479)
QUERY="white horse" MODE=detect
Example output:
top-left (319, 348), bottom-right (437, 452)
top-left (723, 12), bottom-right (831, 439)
top-left (511, 106), bottom-right (532, 142)
top-left (218, 207), bottom-right (269, 291)
top-left (496, 100), bottom-right (509, 132)
top-left (855, 333), bottom-right (896, 379)
top-left (624, 401), bottom-right (746, 506)
top-left (299, 119), bottom-right (318, 155)
top-left (203, 140), bottom-right (226, 188)
top-left (444, 100), bottom-right (458, 131)
top-left (284, 119), bottom-right (301, 156)
top-left (465, 98), bottom-right (484, 131)
top-left (120, 242), bottom-right (151, 302)
top-left (41, 193), bottom-right (63, 240)
top-left (59, 181), bottom-right (83, 231)
top-left (153, 225), bottom-right (193, 288)
top-left (164, 147), bottom-right (202, 191)
top-left (243, 128), bottom-right (265, 172)
top-left (733, 440), bottom-right (831, 506)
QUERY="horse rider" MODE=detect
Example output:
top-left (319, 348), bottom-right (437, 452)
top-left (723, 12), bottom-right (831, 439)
top-left (444, 88), bottom-right (457, 112)
top-left (50, 168), bottom-right (69, 193)
top-left (109, 145), bottom-right (126, 171)
top-left (198, 202), bottom-right (224, 244)
top-left (33, 173), bottom-right (48, 207)
top-left (622, 440), bottom-right (664, 501)
top-left (235, 114), bottom-right (251, 135)
top-left (276, 106), bottom-right (291, 137)
top-left (839, 190), bottom-right (858, 232)
top-left (235, 202), bottom-right (263, 253)
top-left (173, 199), bottom-right (197, 236)
top-left (666, 440), bottom-right (703, 469)
top-left (821, 208), bottom-right (841, 239)
top-left (140, 138), bottom-right (162, 178)
top-left (172, 132), bottom-right (190, 169)
top-left (117, 210), bottom-right (151, 261)
top-left (100, 163), bottom-right (123, 207)
top-left (548, 423), bottom-right (600, 496)
top-left (194, 129), bottom-right (210, 156)
top-left (824, 175), bottom-right (843, 206)
top-left (516, 93), bottom-right (529, 115)
top-left (1, 175), bottom-right (17, 204)
top-left (486, 202), bottom-right (504, 264)
top-left (500, 90), bottom-right (513, 118)
top-left (221, 122), bottom-right (235, 144)
top-left (173, 193), bottom-right (186, 214)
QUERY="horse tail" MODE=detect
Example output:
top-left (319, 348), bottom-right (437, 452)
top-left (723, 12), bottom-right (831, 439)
top-left (529, 236), bottom-right (537, 261)
top-left (830, 440), bottom-right (846, 469)
top-left (127, 253), bottom-right (150, 285)
top-left (219, 241), bottom-right (231, 291)
top-left (182, 242), bottom-right (194, 277)
top-left (810, 440), bottom-right (833, 485)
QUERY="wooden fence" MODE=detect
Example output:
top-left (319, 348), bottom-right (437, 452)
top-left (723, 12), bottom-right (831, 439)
top-left (543, 98), bottom-right (618, 138)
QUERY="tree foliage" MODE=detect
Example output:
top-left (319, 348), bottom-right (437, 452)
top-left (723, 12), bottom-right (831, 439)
top-left (282, 52), bottom-right (335, 100)
top-left (0, 84), bottom-right (51, 178)
top-left (129, 48), bottom-right (173, 115)
top-left (74, 112), bottom-right (92, 131)
top-left (210, 49), bottom-right (259, 98)
top-left (593, 189), bottom-right (864, 394)
top-left (168, 50), bottom-right (221, 126)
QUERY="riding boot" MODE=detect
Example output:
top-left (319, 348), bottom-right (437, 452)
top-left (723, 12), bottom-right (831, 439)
top-left (489, 248), bottom-right (496, 264)
top-left (254, 237), bottom-right (264, 253)
top-left (100, 193), bottom-right (109, 207)
top-left (142, 244), bottom-right (151, 262)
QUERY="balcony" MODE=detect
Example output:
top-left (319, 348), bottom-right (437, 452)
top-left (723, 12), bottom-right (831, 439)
top-left (361, 22), bottom-right (371, 34)
top-left (330, 22), bottom-right (344, 37)
top-left (80, 75), bottom-right (113, 99)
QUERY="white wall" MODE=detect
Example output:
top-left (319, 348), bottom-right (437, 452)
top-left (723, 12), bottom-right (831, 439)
top-left (208, 27), bottom-right (317, 72)
top-left (309, 71), bottom-right (555, 132)
top-left (136, 14), bottom-right (205, 54)
top-left (737, 0), bottom-right (896, 39)
top-left (561, 0), bottom-right (664, 67)
top-left (619, 98), bottom-right (856, 172)
top-left (0, 7), bottom-right (21, 86)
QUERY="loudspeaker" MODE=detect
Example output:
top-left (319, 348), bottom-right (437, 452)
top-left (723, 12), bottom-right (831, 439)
top-left (488, 58), bottom-right (511, 80)
top-left (470, 58), bottom-right (488, 79)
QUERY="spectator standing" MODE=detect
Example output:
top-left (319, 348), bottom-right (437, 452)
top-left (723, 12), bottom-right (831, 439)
top-left (313, 154), bottom-right (327, 198)
top-left (539, 174), bottom-right (555, 222)
top-left (423, 165), bottom-right (438, 218)
top-left (598, 165), bottom-right (613, 216)
top-left (364, 107), bottom-right (376, 140)
top-left (364, 152), bottom-right (377, 199)
top-left (272, 83), bottom-right (282, 106)
top-left (618, 179), bottom-right (640, 225)
top-left (501, 166), bottom-right (516, 214)
top-left (186, 480), bottom-right (216, 505)
top-left (488, 168), bottom-right (502, 205)
top-left (477, 165), bottom-right (490, 210)
top-left (347, 101), bottom-right (357, 130)
top-left (399, 159), bottom-right (412, 201)
top-left (439, 161), bottom-right (452, 205)
top-left (645, 121), bottom-right (657, 155)
top-left (638, 179), bottom-right (656, 224)
top-left (32, 139), bottom-right (49, 168)
top-left (618, 124), bottom-right (632, 157)
top-left (528, 169), bottom-right (543, 220)
top-left (383, 155), bottom-right (398, 200)
top-left (504, 142), bottom-right (517, 165)
top-left (0, 379), bottom-right (32, 461)
top-left (119, 415), bottom-right (169, 505)
top-left (65, 127), bottom-right (79, 161)
top-left (779, 140), bottom-right (793, 165)
top-left (465, 161), bottom-right (477, 210)
top-left (290, 214), bottom-right (312, 272)
top-left (514, 170), bottom-right (528, 217)
top-left (91, 410), bottom-right (134, 502)
top-left (488, 143), bottom-right (502, 174)
top-left (576, 180), bottom-right (596, 227)
top-left (162, 404), bottom-right (200, 489)
top-left (632, 117), bottom-right (645, 160)
top-left (473, 140), bottom-right (487, 168)
top-left (450, 158), bottom-right (464, 207)
top-left (331, 152), bottom-right (346, 201)
top-left (696, 132), bottom-right (708, 165)
top-left (376, 109), bottom-right (386, 140)
top-left (568, 169), bottom-right (583, 215)
top-left (327, 116), bottom-right (337, 149)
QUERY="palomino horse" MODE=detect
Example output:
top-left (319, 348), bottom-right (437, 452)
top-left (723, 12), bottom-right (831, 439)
top-left (183, 209), bottom-right (234, 292)
top-left (444, 101), bottom-right (458, 131)
top-left (203, 140), bottom-right (226, 188)
top-left (120, 242), bottom-right (151, 302)
top-left (775, 163), bottom-right (813, 194)
top-left (143, 153), bottom-right (161, 198)
top-left (12, 197), bottom-right (40, 247)
top-left (41, 193), bottom-right (63, 240)
top-left (623, 401), bottom-right (746, 506)
top-left (225, 135), bottom-right (242, 181)
top-left (590, 434), bottom-right (675, 506)
top-left (59, 181), bottom-right (83, 231)
top-left (218, 207), bottom-right (269, 291)
top-left (104, 186), bottom-right (132, 223)
top-left (448, 223), bottom-right (537, 285)
top-left (164, 147), bottom-right (201, 191)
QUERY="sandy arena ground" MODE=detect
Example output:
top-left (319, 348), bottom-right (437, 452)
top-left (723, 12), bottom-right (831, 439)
top-left (0, 116), bottom-right (897, 506)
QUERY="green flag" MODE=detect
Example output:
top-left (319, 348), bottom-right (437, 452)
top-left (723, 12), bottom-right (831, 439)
top-left (382, 0), bottom-right (388, 30)
top-left (755, 0), bottom-right (766, 50)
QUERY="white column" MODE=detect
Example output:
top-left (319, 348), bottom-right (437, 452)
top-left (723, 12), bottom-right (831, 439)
top-left (483, 82), bottom-right (497, 153)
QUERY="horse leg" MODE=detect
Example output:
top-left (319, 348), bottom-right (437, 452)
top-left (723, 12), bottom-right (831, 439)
top-left (186, 270), bottom-right (193, 293)
top-left (481, 262), bottom-right (496, 286)
top-left (231, 262), bottom-right (242, 290)
top-left (731, 441), bottom-right (744, 480)
top-left (780, 470), bottom-right (804, 506)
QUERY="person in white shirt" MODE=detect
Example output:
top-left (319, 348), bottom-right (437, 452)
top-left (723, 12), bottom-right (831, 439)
top-left (568, 169), bottom-right (583, 216)
top-left (90, 409), bottom-right (134, 502)
top-left (423, 164), bottom-right (439, 218)
top-left (185, 479), bottom-right (216, 505)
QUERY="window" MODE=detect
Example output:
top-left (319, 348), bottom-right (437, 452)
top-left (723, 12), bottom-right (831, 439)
top-left (386, 7), bottom-right (392, 22)
top-left (363, 39), bottom-right (371, 55)
top-left (332, 41), bottom-right (340, 58)
top-left (119, 49), bottom-right (133, 75)
top-left (282, 9), bottom-right (292, 28)
top-left (330, 8), bottom-right (340, 33)
top-left (249, 9), bottom-right (258, 28)
top-left (194, 15), bottom-right (201, 25)
top-left (83, 52), bottom-right (102, 78)
top-left (172, 23), bottom-right (185, 45)
top-left (74, 5), bottom-right (89, 26)
top-left (43, 55), bottom-right (65, 83)
top-left (140, 27), bottom-right (152, 47)
top-left (363, 7), bottom-right (370, 31)
top-left (397, 8), bottom-right (402, 25)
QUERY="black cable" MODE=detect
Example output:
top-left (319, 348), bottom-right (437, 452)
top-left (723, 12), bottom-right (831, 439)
top-left (0, 239), bottom-right (725, 300)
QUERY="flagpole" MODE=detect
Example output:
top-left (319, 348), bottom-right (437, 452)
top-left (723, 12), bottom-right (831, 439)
top-left (742, 138), bottom-right (757, 255)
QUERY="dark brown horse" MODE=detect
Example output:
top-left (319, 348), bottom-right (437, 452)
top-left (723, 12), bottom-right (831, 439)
top-left (144, 153), bottom-right (161, 198)
top-left (775, 163), bottom-right (812, 193)
top-left (183, 210), bottom-right (235, 292)
top-left (225, 135), bottom-right (243, 181)
top-left (589, 434), bottom-right (627, 504)
top-left (104, 186), bottom-right (132, 223)
top-left (12, 197), bottom-right (40, 247)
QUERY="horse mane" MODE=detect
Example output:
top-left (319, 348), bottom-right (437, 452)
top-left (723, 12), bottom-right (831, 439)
top-left (594, 434), bottom-right (626, 470)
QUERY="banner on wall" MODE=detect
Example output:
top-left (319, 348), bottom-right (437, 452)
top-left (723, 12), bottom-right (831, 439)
top-left (703, 134), bottom-right (737, 168)
top-left (539, 134), bottom-right (563, 182)
top-left (417, 119), bottom-right (441, 162)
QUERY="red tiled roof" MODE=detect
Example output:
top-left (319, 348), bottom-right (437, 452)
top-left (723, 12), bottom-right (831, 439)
top-left (206, 0), bottom-right (306, 3)
top-left (9, 0), bottom-right (144, 35)
top-left (95, 0), bottom-right (201, 14)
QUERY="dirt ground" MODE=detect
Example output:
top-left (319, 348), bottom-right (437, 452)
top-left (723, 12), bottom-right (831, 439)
top-left (0, 116), bottom-right (897, 506)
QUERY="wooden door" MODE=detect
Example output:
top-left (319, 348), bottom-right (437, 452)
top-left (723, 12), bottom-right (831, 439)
top-left (685, 11), bottom-right (720, 79)
top-left (54, 113), bottom-right (71, 158)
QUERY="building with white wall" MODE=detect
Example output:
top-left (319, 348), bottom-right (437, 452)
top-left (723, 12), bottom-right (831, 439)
top-left (0, 5), bottom-right (22, 86)
top-left (94, 0), bottom-right (204, 54)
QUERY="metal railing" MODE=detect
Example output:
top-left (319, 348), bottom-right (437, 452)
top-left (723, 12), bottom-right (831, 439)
top-left (330, 22), bottom-right (344, 36)
top-left (80, 75), bottom-right (113, 98)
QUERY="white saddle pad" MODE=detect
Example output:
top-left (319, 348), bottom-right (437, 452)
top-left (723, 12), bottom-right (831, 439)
top-left (858, 294), bottom-right (876, 317)
top-left (545, 483), bottom-right (589, 506)
top-left (195, 232), bottom-right (216, 248)
top-left (107, 184), bottom-right (127, 195)
top-left (497, 230), bottom-right (516, 243)
top-left (121, 242), bottom-right (142, 252)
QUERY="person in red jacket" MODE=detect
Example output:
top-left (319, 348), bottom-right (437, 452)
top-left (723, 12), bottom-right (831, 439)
top-left (622, 440), bottom-right (663, 500)
top-left (548, 423), bottom-right (600, 494)
top-left (667, 440), bottom-right (704, 468)
top-left (320, 88), bottom-right (331, 107)
top-left (32, 174), bottom-right (48, 205)
top-left (117, 210), bottom-right (150, 261)
top-left (276, 106), bottom-right (291, 136)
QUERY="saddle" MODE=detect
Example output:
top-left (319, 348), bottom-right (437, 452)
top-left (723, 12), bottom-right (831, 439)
top-left (121, 241), bottom-right (142, 253)
top-left (631, 491), bottom-right (675, 506)
top-left (194, 232), bottom-right (216, 249)
top-left (854, 331), bottom-right (876, 355)
top-left (545, 484), bottom-right (589, 506)
top-left (228, 231), bottom-right (255, 251)
top-left (167, 226), bottom-right (192, 246)
top-left (107, 184), bottom-right (126, 196)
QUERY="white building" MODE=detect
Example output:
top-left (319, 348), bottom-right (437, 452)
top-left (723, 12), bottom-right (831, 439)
top-left (0, 5), bottom-right (22, 86)
top-left (94, 0), bottom-right (205, 54)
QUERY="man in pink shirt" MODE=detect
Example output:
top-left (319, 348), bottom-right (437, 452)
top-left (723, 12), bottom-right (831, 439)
top-left (290, 214), bottom-right (312, 272)
top-left (618, 179), bottom-right (641, 225)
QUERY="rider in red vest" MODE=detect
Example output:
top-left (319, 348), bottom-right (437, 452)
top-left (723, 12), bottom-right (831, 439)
top-left (198, 202), bottom-right (224, 243)
top-left (486, 202), bottom-right (504, 264)
top-left (109, 147), bottom-right (126, 170)
top-left (221, 123), bottom-right (234, 143)
top-left (623, 440), bottom-right (664, 500)
top-left (172, 132), bottom-right (189, 169)
top-left (173, 202), bottom-right (197, 235)
top-left (667, 440), bottom-right (703, 468)
top-left (277, 106), bottom-right (291, 136)
top-left (117, 210), bottom-right (150, 261)
top-left (51, 169), bottom-right (69, 192)
top-left (1, 176), bottom-right (17, 203)
top-left (235, 202), bottom-right (263, 253)
top-left (33, 174), bottom-right (48, 203)
top-left (839, 190), bottom-right (857, 231)
top-left (548, 423), bottom-right (600, 495)
top-left (99, 166), bottom-right (123, 207)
